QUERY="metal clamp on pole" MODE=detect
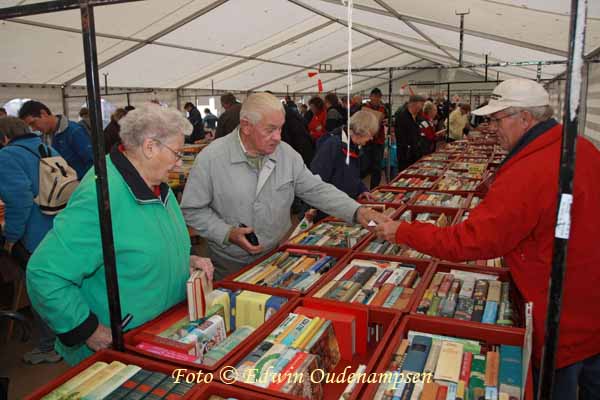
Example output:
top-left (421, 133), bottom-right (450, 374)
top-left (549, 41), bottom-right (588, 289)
top-left (79, 0), bottom-right (124, 352)
top-left (537, 0), bottom-right (587, 398)
top-left (455, 9), bottom-right (470, 67)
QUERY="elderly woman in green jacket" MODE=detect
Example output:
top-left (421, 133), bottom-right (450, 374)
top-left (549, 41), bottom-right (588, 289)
top-left (26, 104), bottom-right (214, 365)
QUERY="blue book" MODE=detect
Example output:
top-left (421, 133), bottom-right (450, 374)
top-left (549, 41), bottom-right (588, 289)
top-left (272, 271), bottom-right (294, 288)
top-left (265, 296), bottom-right (286, 321)
top-left (309, 256), bottom-right (333, 273)
top-left (383, 286), bottom-right (404, 308)
top-left (446, 383), bottom-right (458, 400)
top-left (288, 272), bottom-right (310, 289)
top-left (482, 301), bottom-right (498, 324)
top-left (499, 345), bottom-right (522, 398)
top-left (226, 289), bottom-right (237, 332)
top-left (401, 335), bottom-right (432, 373)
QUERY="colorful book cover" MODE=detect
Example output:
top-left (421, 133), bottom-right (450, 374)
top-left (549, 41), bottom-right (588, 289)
top-left (305, 320), bottom-right (341, 372)
top-left (42, 362), bottom-right (109, 400)
top-left (402, 335), bottom-right (432, 373)
top-left (235, 291), bottom-right (272, 329)
top-left (499, 345), bottom-right (522, 399)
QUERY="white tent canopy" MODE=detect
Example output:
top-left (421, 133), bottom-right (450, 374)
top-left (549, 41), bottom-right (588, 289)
top-left (1, 0), bottom-right (599, 94)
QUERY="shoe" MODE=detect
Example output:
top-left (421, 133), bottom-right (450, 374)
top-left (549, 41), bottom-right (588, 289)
top-left (23, 347), bottom-right (62, 364)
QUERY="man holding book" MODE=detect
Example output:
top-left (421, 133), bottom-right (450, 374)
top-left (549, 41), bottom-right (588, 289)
top-left (181, 92), bottom-right (388, 281)
top-left (375, 78), bottom-right (600, 398)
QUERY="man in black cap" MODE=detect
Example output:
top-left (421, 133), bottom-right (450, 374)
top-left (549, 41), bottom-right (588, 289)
top-left (394, 94), bottom-right (425, 170)
top-left (361, 88), bottom-right (387, 188)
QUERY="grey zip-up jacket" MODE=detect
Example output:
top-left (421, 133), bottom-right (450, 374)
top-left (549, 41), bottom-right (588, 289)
top-left (181, 128), bottom-right (360, 276)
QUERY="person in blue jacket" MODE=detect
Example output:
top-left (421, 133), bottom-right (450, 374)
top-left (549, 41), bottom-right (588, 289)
top-left (307, 110), bottom-right (379, 221)
top-left (19, 100), bottom-right (93, 179)
top-left (0, 116), bottom-right (61, 364)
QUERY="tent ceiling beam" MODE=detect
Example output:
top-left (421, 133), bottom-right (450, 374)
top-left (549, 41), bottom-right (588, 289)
top-left (314, 0), bottom-right (568, 57)
top-left (372, 0), bottom-right (459, 63)
top-left (286, 0), bottom-right (445, 67)
top-left (62, 0), bottom-right (230, 85)
top-left (330, 59), bottom-right (426, 92)
top-left (248, 40), bottom-right (384, 92)
top-left (293, 49), bottom-right (416, 93)
top-left (7, 18), bottom-right (346, 85)
top-left (178, 20), bottom-right (336, 89)
top-left (0, 0), bottom-right (143, 19)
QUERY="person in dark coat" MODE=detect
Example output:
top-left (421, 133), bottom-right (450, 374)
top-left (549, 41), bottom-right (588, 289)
top-left (394, 94), bottom-right (425, 170)
top-left (184, 102), bottom-right (205, 143)
top-left (282, 103), bottom-right (315, 166)
top-left (307, 110), bottom-right (378, 222)
top-left (103, 108), bottom-right (127, 154)
top-left (215, 93), bottom-right (241, 139)
top-left (324, 92), bottom-right (347, 132)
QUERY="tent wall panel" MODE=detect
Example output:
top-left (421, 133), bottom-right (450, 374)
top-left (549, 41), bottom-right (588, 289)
top-left (0, 84), bottom-right (63, 115)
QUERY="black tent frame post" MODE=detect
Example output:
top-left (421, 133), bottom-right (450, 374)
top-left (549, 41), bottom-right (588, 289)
top-left (537, 0), bottom-right (587, 398)
top-left (126, 92), bottom-right (131, 106)
top-left (387, 68), bottom-right (393, 183)
top-left (446, 82), bottom-right (450, 141)
top-left (485, 54), bottom-right (489, 81)
top-left (537, 62), bottom-right (543, 83)
top-left (79, 0), bottom-right (124, 351)
top-left (455, 10), bottom-right (469, 67)
top-left (0, 0), bottom-right (143, 19)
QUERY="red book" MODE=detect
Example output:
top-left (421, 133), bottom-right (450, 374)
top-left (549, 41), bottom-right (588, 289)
top-left (301, 298), bottom-right (368, 355)
top-left (341, 265), bottom-right (358, 280)
top-left (437, 274), bottom-right (454, 297)
top-left (295, 306), bottom-right (356, 361)
top-left (400, 270), bottom-right (418, 288)
top-left (369, 283), bottom-right (395, 307)
top-left (436, 385), bottom-right (448, 400)
top-left (136, 342), bottom-right (197, 363)
top-left (460, 352), bottom-right (473, 384)
top-left (134, 332), bottom-right (195, 355)
top-left (374, 270), bottom-right (393, 289)
top-left (268, 351), bottom-right (308, 391)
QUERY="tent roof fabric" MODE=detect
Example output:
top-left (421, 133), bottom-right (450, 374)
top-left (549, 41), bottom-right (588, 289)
top-left (0, 0), bottom-right (598, 92)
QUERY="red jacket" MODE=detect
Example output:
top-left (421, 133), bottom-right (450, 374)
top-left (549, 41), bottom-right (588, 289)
top-left (363, 102), bottom-right (386, 144)
top-left (308, 109), bottom-right (327, 142)
top-left (395, 123), bottom-right (600, 368)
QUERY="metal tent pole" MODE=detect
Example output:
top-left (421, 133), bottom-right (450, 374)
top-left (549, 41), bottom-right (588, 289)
top-left (387, 68), bottom-right (393, 182)
top-left (537, 63), bottom-right (543, 82)
top-left (485, 54), bottom-right (489, 81)
top-left (446, 82), bottom-right (451, 141)
top-left (455, 10), bottom-right (470, 66)
top-left (537, 0), bottom-right (587, 398)
top-left (0, 0), bottom-right (143, 19)
top-left (79, 0), bottom-right (124, 351)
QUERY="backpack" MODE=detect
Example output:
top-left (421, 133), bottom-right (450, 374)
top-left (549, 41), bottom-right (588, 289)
top-left (14, 144), bottom-right (79, 215)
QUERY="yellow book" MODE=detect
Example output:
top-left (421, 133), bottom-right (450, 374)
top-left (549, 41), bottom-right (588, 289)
top-left (206, 289), bottom-right (231, 332)
top-left (248, 264), bottom-right (278, 285)
top-left (275, 314), bottom-right (304, 343)
top-left (235, 291), bottom-right (272, 329)
top-left (289, 231), bottom-right (308, 244)
top-left (69, 361), bottom-right (126, 398)
top-left (314, 280), bottom-right (337, 298)
top-left (291, 317), bottom-right (321, 349)
top-left (298, 318), bottom-right (326, 350)
top-left (83, 364), bottom-right (141, 400)
top-left (41, 362), bottom-right (108, 400)
top-left (293, 257), bottom-right (316, 274)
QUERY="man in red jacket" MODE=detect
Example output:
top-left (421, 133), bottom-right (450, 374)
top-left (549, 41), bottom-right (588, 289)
top-left (375, 78), bottom-right (600, 399)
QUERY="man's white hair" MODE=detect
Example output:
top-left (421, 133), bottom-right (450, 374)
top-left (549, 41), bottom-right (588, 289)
top-left (504, 105), bottom-right (554, 121)
top-left (240, 92), bottom-right (284, 125)
top-left (119, 103), bottom-right (192, 149)
top-left (349, 110), bottom-right (379, 137)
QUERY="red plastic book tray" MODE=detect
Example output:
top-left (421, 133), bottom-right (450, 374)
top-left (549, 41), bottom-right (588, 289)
top-left (221, 297), bottom-right (401, 400)
top-left (25, 349), bottom-right (190, 400)
top-left (123, 282), bottom-right (300, 372)
top-left (187, 381), bottom-right (288, 399)
top-left (306, 253), bottom-right (435, 314)
top-left (410, 262), bottom-right (526, 330)
top-left (221, 244), bottom-right (352, 295)
top-left (360, 315), bottom-right (533, 399)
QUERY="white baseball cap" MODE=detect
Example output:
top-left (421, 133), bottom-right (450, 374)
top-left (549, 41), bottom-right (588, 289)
top-left (472, 78), bottom-right (550, 116)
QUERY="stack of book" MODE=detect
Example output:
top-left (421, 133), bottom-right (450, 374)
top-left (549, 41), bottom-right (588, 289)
top-left (450, 162), bottom-right (487, 171)
top-left (370, 189), bottom-right (419, 204)
top-left (435, 177), bottom-right (481, 192)
top-left (234, 305), bottom-right (353, 399)
top-left (373, 331), bottom-right (523, 400)
top-left (133, 289), bottom-right (287, 366)
top-left (413, 161), bottom-right (448, 169)
top-left (402, 167), bottom-right (446, 177)
top-left (289, 221), bottom-right (370, 248)
top-left (40, 361), bottom-right (194, 399)
top-left (313, 259), bottom-right (421, 310)
top-left (422, 153), bottom-right (451, 161)
top-left (362, 239), bottom-right (432, 260)
top-left (413, 192), bottom-right (467, 208)
top-left (391, 177), bottom-right (436, 189)
top-left (416, 270), bottom-right (515, 326)
top-left (233, 249), bottom-right (338, 292)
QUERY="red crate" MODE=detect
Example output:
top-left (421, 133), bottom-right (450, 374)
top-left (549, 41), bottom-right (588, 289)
top-left (360, 315), bottom-right (533, 399)
top-left (124, 282), bottom-right (300, 372)
top-left (25, 349), bottom-right (193, 400)
top-left (286, 217), bottom-right (372, 251)
top-left (221, 298), bottom-right (401, 400)
top-left (221, 244), bottom-right (352, 295)
top-left (188, 381), bottom-right (287, 399)
top-left (410, 262), bottom-right (525, 330)
top-left (306, 253), bottom-right (435, 315)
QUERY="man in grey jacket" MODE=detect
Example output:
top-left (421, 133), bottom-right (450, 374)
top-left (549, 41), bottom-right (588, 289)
top-left (181, 92), bottom-right (388, 280)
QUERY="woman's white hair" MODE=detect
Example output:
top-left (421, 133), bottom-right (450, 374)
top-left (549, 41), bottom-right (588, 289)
top-left (349, 110), bottom-right (379, 137)
top-left (118, 103), bottom-right (192, 148)
top-left (240, 92), bottom-right (284, 125)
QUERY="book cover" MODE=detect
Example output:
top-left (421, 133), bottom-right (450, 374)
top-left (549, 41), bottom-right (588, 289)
top-left (417, 289), bottom-right (435, 314)
top-left (420, 382), bottom-right (440, 400)
top-left (235, 291), bottom-right (272, 329)
top-left (136, 342), bottom-right (197, 363)
top-left (424, 340), bottom-right (442, 374)
top-left (268, 313), bottom-right (299, 342)
top-left (251, 343), bottom-right (288, 388)
top-left (370, 283), bottom-right (395, 307)
top-left (281, 316), bottom-right (313, 346)
top-left (469, 355), bottom-right (486, 400)
top-left (402, 335), bottom-right (432, 373)
top-left (295, 306), bottom-right (355, 361)
top-left (104, 369), bottom-right (152, 400)
top-left (433, 341), bottom-right (464, 384)
top-left (133, 332), bottom-right (195, 355)
top-left (125, 371), bottom-right (168, 400)
top-left (439, 294), bottom-right (458, 318)
top-left (237, 341), bottom-right (274, 374)
top-left (482, 301), bottom-right (498, 324)
top-left (265, 295), bottom-right (287, 321)
top-left (70, 361), bottom-right (126, 398)
top-left (206, 289), bottom-right (231, 332)
top-left (42, 362), bottom-right (109, 400)
top-left (390, 338), bottom-right (409, 371)
top-left (267, 351), bottom-right (307, 392)
top-left (499, 345), bottom-right (522, 399)
top-left (203, 325), bottom-right (255, 366)
top-left (427, 296), bottom-right (442, 316)
top-left (454, 298), bottom-right (474, 321)
top-left (459, 352), bottom-right (473, 390)
top-left (306, 320), bottom-right (341, 372)
top-left (471, 299), bottom-right (486, 322)
top-left (393, 287), bottom-right (414, 310)
top-left (291, 317), bottom-right (322, 349)
top-left (487, 281), bottom-right (502, 303)
top-left (407, 331), bottom-right (481, 355)
top-left (383, 286), bottom-right (404, 308)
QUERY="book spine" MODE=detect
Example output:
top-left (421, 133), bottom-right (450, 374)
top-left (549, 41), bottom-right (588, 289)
top-left (482, 301), bottom-right (499, 324)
